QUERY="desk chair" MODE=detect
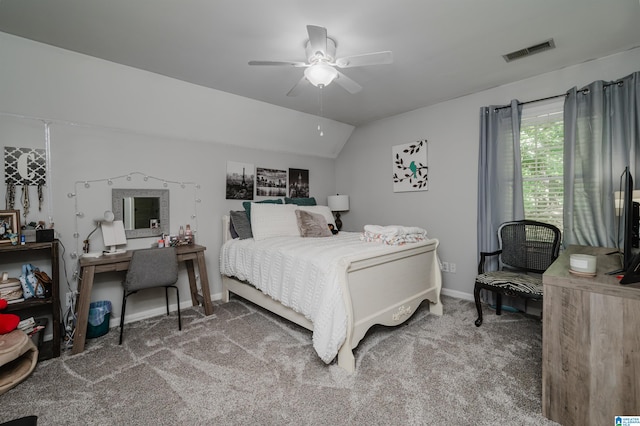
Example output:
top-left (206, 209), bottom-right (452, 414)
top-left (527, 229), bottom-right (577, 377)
top-left (474, 220), bottom-right (561, 327)
top-left (119, 247), bottom-right (182, 344)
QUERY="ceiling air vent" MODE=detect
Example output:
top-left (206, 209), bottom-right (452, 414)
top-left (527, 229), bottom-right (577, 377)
top-left (503, 39), bottom-right (556, 62)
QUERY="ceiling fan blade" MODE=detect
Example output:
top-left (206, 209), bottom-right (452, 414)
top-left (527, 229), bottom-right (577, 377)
top-left (248, 60), bottom-right (307, 67)
top-left (286, 76), bottom-right (309, 97)
top-left (335, 51), bottom-right (393, 68)
top-left (334, 71), bottom-right (362, 94)
top-left (306, 25), bottom-right (327, 57)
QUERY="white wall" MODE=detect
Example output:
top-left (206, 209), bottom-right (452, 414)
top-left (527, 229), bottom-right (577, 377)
top-left (336, 47), bottom-right (640, 300)
top-left (3, 27), bottom-right (639, 332)
top-left (0, 33), bottom-right (342, 330)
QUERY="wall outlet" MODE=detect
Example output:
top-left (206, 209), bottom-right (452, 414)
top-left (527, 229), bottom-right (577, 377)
top-left (441, 261), bottom-right (450, 273)
top-left (66, 292), bottom-right (75, 306)
top-left (450, 263), bottom-right (457, 273)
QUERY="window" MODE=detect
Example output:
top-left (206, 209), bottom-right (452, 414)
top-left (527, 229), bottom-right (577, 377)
top-left (520, 100), bottom-right (564, 232)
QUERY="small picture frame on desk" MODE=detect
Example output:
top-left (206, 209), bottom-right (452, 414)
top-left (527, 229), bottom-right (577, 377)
top-left (0, 210), bottom-right (20, 244)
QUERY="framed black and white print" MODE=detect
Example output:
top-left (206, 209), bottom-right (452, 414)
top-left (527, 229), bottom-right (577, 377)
top-left (226, 161), bottom-right (254, 200)
top-left (392, 139), bottom-right (428, 192)
top-left (288, 168), bottom-right (309, 198)
top-left (256, 167), bottom-right (287, 197)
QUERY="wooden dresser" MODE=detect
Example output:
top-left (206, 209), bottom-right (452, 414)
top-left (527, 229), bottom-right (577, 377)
top-left (542, 245), bottom-right (640, 425)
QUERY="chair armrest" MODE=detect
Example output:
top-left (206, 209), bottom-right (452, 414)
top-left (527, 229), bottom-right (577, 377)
top-left (478, 250), bottom-right (502, 274)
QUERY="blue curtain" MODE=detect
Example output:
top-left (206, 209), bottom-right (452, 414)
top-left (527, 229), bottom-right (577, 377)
top-left (477, 99), bottom-right (524, 270)
top-left (564, 71), bottom-right (640, 248)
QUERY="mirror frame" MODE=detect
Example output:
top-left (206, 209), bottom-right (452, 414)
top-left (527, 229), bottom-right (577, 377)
top-left (112, 188), bottom-right (169, 239)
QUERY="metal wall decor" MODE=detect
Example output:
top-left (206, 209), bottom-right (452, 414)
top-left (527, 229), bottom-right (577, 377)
top-left (4, 147), bottom-right (47, 216)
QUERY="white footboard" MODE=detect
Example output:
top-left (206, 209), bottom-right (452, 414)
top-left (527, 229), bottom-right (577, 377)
top-left (221, 215), bottom-right (442, 372)
top-left (335, 238), bottom-right (442, 371)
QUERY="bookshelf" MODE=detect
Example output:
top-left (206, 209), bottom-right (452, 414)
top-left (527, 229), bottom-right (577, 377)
top-left (0, 241), bottom-right (60, 360)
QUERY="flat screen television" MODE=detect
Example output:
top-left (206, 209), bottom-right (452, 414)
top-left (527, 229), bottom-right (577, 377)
top-left (615, 167), bottom-right (640, 284)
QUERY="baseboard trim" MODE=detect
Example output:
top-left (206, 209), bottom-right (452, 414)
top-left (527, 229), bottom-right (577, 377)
top-left (441, 288), bottom-right (473, 301)
top-left (108, 289), bottom-right (474, 329)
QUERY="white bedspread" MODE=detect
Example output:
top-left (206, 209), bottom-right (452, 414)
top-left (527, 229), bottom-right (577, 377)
top-left (220, 232), bottom-right (428, 363)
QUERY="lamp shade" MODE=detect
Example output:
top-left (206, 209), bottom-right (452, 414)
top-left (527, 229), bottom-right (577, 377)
top-left (100, 210), bottom-right (115, 223)
top-left (304, 63), bottom-right (338, 87)
top-left (327, 195), bottom-right (349, 212)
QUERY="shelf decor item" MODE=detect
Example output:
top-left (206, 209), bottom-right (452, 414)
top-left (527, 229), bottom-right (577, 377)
top-left (0, 210), bottom-right (20, 245)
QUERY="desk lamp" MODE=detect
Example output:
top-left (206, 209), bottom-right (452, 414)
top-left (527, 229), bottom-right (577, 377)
top-left (83, 210), bottom-right (115, 258)
top-left (327, 194), bottom-right (349, 231)
top-left (101, 220), bottom-right (127, 255)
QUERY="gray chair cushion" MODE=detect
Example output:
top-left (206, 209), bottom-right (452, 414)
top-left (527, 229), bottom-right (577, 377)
top-left (124, 247), bottom-right (178, 292)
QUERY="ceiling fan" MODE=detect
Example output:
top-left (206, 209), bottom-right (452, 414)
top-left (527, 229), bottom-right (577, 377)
top-left (249, 25), bottom-right (393, 96)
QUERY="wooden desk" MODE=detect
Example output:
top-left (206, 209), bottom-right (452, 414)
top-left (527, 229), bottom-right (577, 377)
top-left (542, 245), bottom-right (640, 425)
top-left (72, 244), bottom-right (213, 355)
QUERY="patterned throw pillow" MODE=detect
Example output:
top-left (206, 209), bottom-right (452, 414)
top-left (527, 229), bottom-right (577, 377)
top-left (295, 205), bottom-right (337, 228)
top-left (295, 209), bottom-right (333, 238)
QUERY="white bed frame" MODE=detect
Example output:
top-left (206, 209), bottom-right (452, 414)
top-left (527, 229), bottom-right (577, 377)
top-left (221, 216), bottom-right (443, 372)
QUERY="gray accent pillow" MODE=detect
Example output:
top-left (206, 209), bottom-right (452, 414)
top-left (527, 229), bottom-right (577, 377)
top-left (230, 210), bottom-right (253, 239)
top-left (228, 211), bottom-right (240, 239)
top-left (295, 209), bottom-right (332, 238)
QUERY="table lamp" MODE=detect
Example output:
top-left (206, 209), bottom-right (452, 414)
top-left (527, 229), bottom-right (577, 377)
top-left (327, 194), bottom-right (349, 231)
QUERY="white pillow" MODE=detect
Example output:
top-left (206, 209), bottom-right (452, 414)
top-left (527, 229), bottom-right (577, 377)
top-left (250, 203), bottom-right (300, 241)
top-left (296, 205), bottom-right (337, 228)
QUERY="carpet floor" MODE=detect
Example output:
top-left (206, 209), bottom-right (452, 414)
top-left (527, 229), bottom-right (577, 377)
top-left (0, 296), bottom-right (558, 425)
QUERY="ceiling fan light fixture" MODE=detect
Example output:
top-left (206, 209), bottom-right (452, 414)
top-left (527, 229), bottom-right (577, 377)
top-left (304, 63), bottom-right (338, 87)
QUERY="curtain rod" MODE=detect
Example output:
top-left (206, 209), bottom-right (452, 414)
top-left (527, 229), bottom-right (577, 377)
top-left (493, 80), bottom-right (622, 111)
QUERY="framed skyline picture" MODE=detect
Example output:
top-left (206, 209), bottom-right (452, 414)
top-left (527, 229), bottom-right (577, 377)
top-left (226, 161), bottom-right (254, 200)
top-left (256, 167), bottom-right (287, 197)
top-left (288, 168), bottom-right (309, 198)
top-left (392, 139), bottom-right (428, 192)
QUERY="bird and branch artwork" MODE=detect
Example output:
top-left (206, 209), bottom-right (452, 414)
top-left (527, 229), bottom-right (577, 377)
top-left (392, 139), bottom-right (428, 192)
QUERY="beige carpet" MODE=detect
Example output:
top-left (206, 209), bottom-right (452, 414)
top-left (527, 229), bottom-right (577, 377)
top-left (0, 296), bottom-right (558, 425)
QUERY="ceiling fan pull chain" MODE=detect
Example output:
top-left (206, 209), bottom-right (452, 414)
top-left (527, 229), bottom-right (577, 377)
top-left (318, 87), bottom-right (324, 136)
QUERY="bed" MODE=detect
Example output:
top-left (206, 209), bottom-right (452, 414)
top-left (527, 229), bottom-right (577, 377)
top-left (220, 207), bottom-right (443, 373)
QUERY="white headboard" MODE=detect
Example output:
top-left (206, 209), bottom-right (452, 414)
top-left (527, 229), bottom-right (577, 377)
top-left (222, 215), bottom-right (232, 243)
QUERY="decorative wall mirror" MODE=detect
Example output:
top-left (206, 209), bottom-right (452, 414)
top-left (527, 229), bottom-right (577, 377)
top-left (112, 188), bottom-right (169, 239)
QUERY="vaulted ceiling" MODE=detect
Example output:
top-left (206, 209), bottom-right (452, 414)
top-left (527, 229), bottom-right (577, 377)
top-left (1, 0), bottom-right (640, 126)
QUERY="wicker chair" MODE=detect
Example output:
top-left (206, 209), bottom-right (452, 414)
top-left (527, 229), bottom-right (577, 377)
top-left (474, 220), bottom-right (561, 327)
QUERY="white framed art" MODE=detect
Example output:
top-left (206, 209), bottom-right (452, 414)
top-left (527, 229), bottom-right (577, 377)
top-left (392, 139), bottom-right (428, 192)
